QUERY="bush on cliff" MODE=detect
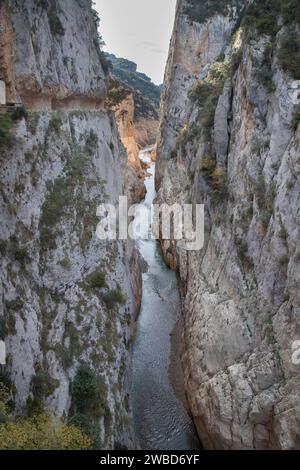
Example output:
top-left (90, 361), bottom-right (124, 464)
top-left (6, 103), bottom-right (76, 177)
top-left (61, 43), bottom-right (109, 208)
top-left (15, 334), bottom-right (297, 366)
top-left (0, 108), bottom-right (27, 147)
top-left (277, 32), bottom-right (300, 80)
top-left (199, 156), bottom-right (228, 201)
top-left (183, 0), bottom-right (244, 24)
top-left (71, 365), bottom-right (107, 417)
top-left (292, 106), bottom-right (300, 131)
top-left (69, 365), bottom-right (108, 448)
top-left (0, 412), bottom-right (91, 450)
top-left (103, 290), bottom-right (127, 308)
top-left (89, 270), bottom-right (107, 289)
top-left (242, 0), bottom-right (300, 37)
top-left (189, 57), bottom-right (231, 138)
top-left (0, 378), bottom-right (90, 449)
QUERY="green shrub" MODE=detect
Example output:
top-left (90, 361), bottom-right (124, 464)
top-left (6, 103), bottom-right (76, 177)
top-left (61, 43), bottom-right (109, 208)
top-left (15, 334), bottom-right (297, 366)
top-left (259, 209), bottom-right (273, 228)
top-left (0, 412), bottom-right (91, 450)
top-left (277, 32), bottom-right (300, 79)
top-left (70, 365), bottom-right (108, 448)
top-left (230, 49), bottom-right (243, 75)
top-left (11, 106), bottom-right (28, 122)
top-left (0, 381), bottom-right (11, 424)
top-left (183, 0), bottom-right (244, 24)
top-left (48, 11), bottom-right (65, 36)
top-left (190, 81), bottom-right (214, 105)
top-left (3, 298), bottom-right (24, 336)
top-left (49, 113), bottom-right (63, 135)
top-left (169, 148), bottom-right (177, 159)
top-left (67, 149), bottom-right (89, 181)
top-left (279, 255), bottom-right (289, 268)
top-left (14, 248), bottom-right (29, 267)
top-left (210, 166), bottom-right (228, 191)
top-left (0, 240), bottom-right (7, 256)
top-left (0, 114), bottom-right (14, 146)
top-left (27, 365), bottom-right (59, 415)
top-left (242, 0), bottom-right (300, 37)
top-left (59, 256), bottom-right (71, 271)
top-left (281, 0), bottom-right (300, 26)
top-left (242, 0), bottom-right (281, 36)
top-left (292, 106), bottom-right (300, 131)
top-left (254, 45), bottom-right (276, 93)
top-left (0, 106), bottom-right (27, 145)
top-left (39, 142), bottom-right (96, 251)
top-left (278, 217), bottom-right (288, 240)
top-left (103, 290), bottom-right (126, 308)
top-left (89, 271), bottom-right (107, 289)
top-left (235, 237), bottom-right (251, 265)
top-left (36, 0), bottom-right (48, 8)
top-left (106, 77), bottom-right (131, 108)
top-left (68, 413), bottom-right (100, 449)
top-left (200, 155), bottom-right (217, 172)
top-left (72, 365), bottom-right (106, 416)
top-left (189, 57), bottom-right (232, 138)
top-left (0, 318), bottom-right (5, 341)
top-left (175, 127), bottom-right (189, 148)
top-left (250, 136), bottom-right (270, 156)
top-left (72, 366), bottom-right (99, 413)
top-left (6, 297), bottom-right (24, 312)
top-left (39, 177), bottom-right (71, 249)
top-left (183, 122), bottom-right (201, 145)
top-left (85, 130), bottom-right (98, 156)
top-left (199, 156), bottom-right (228, 200)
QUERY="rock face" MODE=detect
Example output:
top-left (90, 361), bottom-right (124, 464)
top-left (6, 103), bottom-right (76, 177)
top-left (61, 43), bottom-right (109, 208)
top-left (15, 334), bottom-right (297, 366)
top-left (105, 54), bottom-right (161, 204)
top-left (107, 53), bottom-right (160, 149)
top-left (156, 0), bottom-right (300, 449)
top-left (156, 0), bottom-right (240, 189)
top-left (6, 0), bottom-right (107, 109)
top-left (106, 79), bottom-right (146, 205)
top-left (0, 0), bottom-right (141, 449)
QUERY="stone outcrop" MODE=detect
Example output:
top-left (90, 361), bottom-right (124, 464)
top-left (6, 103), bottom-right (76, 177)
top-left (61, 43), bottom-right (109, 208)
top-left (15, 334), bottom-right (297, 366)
top-left (0, 0), bottom-right (142, 449)
top-left (105, 54), bottom-right (161, 204)
top-left (3, 0), bottom-right (107, 110)
top-left (133, 117), bottom-right (159, 150)
top-left (156, 0), bottom-right (300, 449)
top-left (106, 78), bottom-right (146, 205)
top-left (107, 53), bottom-right (160, 152)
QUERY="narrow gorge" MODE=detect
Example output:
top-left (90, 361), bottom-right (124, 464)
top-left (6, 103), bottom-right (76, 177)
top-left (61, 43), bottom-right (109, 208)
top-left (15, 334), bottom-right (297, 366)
top-left (0, 0), bottom-right (300, 453)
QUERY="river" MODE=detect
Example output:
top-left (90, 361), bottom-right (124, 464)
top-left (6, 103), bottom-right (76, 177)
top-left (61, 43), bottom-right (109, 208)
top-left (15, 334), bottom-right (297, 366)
top-left (132, 148), bottom-right (200, 450)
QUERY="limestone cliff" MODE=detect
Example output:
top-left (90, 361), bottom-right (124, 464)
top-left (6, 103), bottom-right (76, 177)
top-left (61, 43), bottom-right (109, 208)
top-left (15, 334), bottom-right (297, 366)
top-left (106, 53), bottom-right (160, 150)
top-left (7, 0), bottom-right (108, 110)
top-left (106, 78), bottom-right (146, 205)
top-left (105, 55), bottom-right (161, 204)
top-left (156, 0), bottom-right (300, 449)
top-left (0, 0), bottom-right (141, 449)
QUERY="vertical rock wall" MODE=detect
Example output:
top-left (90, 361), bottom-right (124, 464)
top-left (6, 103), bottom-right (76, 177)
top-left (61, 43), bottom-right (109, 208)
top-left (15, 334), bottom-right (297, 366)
top-left (0, 0), bottom-right (142, 449)
top-left (156, 0), bottom-right (300, 449)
